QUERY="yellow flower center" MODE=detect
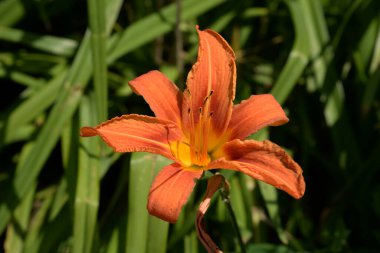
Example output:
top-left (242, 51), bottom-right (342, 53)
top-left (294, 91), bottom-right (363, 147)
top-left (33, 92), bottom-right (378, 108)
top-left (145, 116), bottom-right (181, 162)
top-left (170, 140), bottom-right (211, 169)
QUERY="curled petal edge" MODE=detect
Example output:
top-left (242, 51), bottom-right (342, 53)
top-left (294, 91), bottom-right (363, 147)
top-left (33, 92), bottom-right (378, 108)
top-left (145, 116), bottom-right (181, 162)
top-left (196, 175), bottom-right (224, 253)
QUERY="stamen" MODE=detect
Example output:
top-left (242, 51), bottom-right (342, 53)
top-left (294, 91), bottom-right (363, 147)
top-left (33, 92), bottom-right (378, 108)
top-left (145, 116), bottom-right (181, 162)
top-left (201, 114), bottom-right (211, 162)
top-left (197, 107), bottom-right (204, 163)
top-left (196, 90), bottom-right (214, 164)
top-left (188, 107), bottom-right (197, 163)
top-left (202, 90), bottom-right (214, 106)
top-left (185, 88), bottom-right (191, 97)
top-left (176, 141), bottom-right (180, 160)
top-left (186, 89), bottom-right (214, 166)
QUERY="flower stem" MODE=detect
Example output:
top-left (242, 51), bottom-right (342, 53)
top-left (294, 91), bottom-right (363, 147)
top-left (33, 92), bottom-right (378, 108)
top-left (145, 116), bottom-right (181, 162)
top-left (219, 180), bottom-right (246, 253)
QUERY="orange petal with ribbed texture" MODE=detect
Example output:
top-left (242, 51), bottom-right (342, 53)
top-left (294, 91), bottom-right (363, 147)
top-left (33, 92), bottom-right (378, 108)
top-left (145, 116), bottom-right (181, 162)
top-left (208, 139), bottom-right (305, 199)
top-left (129, 70), bottom-right (182, 126)
top-left (182, 27), bottom-right (236, 141)
top-left (227, 94), bottom-right (289, 140)
top-left (80, 114), bottom-right (183, 161)
top-left (147, 164), bottom-right (203, 223)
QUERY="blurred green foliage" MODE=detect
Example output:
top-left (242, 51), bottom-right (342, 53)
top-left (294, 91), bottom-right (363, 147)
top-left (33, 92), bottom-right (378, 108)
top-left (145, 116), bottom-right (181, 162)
top-left (0, 0), bottom-right (379, 252)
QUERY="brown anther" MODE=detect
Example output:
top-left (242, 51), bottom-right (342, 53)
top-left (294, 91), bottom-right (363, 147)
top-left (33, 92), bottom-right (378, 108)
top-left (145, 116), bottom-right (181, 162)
top-left (203, 90), bottom-right (214, 105)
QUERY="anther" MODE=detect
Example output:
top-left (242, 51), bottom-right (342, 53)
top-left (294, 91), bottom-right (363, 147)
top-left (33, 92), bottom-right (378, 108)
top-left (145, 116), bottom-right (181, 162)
top-left (203, 90), bottom-right (214, 105)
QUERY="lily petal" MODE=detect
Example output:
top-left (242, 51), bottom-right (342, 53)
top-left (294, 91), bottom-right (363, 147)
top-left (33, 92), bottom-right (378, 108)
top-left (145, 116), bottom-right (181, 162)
top-left (196, 175), bottom-right (224, 253)
top-left (182, 27), bottom-right (236, 139)
top-left (80, 114), bottom-right (183, 160)
top-left (208, 139), bottom-right (305, 199)
top-left (129, 70), bottom-right (182, 126)
top-left (147, 164), bottom-right (203, 223)
top-left (227, 94), bottom-right (289, 140)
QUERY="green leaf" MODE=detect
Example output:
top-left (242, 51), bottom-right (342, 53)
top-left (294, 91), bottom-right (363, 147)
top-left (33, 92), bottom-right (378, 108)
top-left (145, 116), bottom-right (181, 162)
top-left (73, 96), bottom-right (101, 253)
top-left (126, 152), bottom-right (171, 253)
top-left (0, 26), bottom-right (77, 56)
top-left (107, 0), bottom-right (226, 62)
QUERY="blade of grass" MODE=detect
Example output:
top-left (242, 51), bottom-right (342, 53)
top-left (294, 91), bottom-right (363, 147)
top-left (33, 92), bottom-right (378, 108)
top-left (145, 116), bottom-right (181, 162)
top-left (23, 186), bottom-right (55, 253)
top-left (146, 155), bottom-right (171, 253)
top-left (230, 176), bottom-right (248, 231)
top-left (270, 51), bottom-right (308, 104)
top-left (271, 0), bottom-right (310, 104)
top-left (125, 153), bottom-right (152, 253)
top-left (0, 30), bottom-right (91, 234)
top-left (230, 175), bottom-right (251, 248)
top-left (107, 0), bottom-right (226, 62)
top-left (37, 205), bottom-right (71, 253)
top-left (0, 26), bottom-right (78, 57)
top-left (126, 152), bottom-right (171, 253)
top-left (48, 178), bottom-right (69, 221)
top-left (0, 0), bottom-right (124, 234)
top-left (3, 142), bottom-right (35, 252)
top-left (362, 65), bottom-right (380, 112)
top-left (258, 182), bottom-right (289, 244)
top-left (0, 0), bottom-right (25, 26)
top-left (104, 222), bottom-right (125, 253)
top-left (73, 96), bottom-right (100, 253)
top-left (1, 69), bottom-right (66, 146)
top-left (87, 0), bottom-right (108, 121)
top-left (146, 216), bottom-right (170, 253)
top-left (331, 0), bottom-right (364, 49)
top-left (369, 13), bottom-right (380, 73)
top-left (100, 154), bottom-right (133, 253)
top-left (61, 110), bottom-right (80, 212)
top-left (184, 232), bottom-right (199, 253)
top-left (0, 65), bottom-right (44, 88)
top-left (4, 180), bottom-right (35, 253)
top-left (361, 12), bottom-right (380, 112)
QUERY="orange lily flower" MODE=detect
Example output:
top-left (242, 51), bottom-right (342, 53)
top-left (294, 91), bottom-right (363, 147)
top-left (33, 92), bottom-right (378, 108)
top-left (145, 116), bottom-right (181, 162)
top-left (81, 27), bottom-right (305, 223)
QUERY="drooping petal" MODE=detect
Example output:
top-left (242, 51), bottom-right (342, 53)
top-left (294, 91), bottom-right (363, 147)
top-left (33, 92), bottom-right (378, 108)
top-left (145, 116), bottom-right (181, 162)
top-left (182, 27), bottom-right (236, 140)
top-left (147, 164), bottom-right (203, 223)
top-left (129, 71), bottom-right (182, 126)
top-left (208, 139), bottom-right (305, 199)
top-left (196, 175), bottom-right (224, 253)
top-left (227, 94), bottom-right (289, 140)
top-left (80, 114), bottom-right (183, 161)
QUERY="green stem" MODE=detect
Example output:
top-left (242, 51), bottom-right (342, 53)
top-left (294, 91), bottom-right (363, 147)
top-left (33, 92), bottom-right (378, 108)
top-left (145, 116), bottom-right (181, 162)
top-left (87, 0), bottom-right (108, 121)
top-left (175, 0), bottom-right (184, 87)
top-left (219, 180), bottom-right (246, 253)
